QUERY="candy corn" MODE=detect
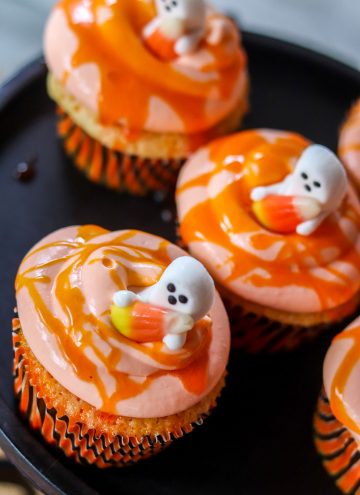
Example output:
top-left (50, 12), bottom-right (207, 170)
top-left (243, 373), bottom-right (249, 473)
top-left (111, 301), bottom-right (194, 344)
top-left (252, 195), bottom-right (321, 234)
top-left (143, 18), bottom-right (185, 62)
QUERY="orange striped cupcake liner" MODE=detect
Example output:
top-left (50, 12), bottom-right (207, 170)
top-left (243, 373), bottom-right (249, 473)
top-left (225, 299), bottom-right (328, 353)
top-left (12, 319), bottom-right (207, 468)
top-left (56, 107), bottom-right (185, 196)
top-left (314, 390), bottom-right (360, 494)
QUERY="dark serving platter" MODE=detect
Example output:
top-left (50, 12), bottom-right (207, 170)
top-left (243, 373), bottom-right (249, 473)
top-left (0, 31), bottom-right (359, 495)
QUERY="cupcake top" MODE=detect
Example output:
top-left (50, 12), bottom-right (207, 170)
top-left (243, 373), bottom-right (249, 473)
top-left (44, 0), bottom-right (247, 135)
top-left (15, 226), bottom-right (230, 418)
top-left (176, 129), bottom-right (360, 314)
top-left (324, 316), bottom-right (360, 443)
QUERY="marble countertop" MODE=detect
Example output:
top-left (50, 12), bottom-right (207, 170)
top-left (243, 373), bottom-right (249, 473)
top-left (0, 0), bottom-right (359, 83)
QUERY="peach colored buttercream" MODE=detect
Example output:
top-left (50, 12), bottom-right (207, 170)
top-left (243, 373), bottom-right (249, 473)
top-left (324, 316), bottom-right (360, 445)
top-left (176, 129), bottom-right (360, 314)
top-left (339, 100), bottom-right (360, 189)
top-left (16, 226), bottom-right (230, 418)
top-left (44, 0), bottom-right (247, 134)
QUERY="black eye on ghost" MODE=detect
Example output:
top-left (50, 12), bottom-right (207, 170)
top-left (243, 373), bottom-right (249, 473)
top-left (167, 284), bottom-right (188, 305)
top-left (161, 0), bottom-right (177, 11)
top-left (301, 172), bottom-right (321, 192)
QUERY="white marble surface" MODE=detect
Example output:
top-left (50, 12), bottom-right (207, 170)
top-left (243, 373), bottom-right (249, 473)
top-left (0, 0), bottom-right (359, 83)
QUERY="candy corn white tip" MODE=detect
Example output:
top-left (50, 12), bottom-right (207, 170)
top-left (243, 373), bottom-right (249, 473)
top-left (160, 18), bottom-right (186, 39)
top-left (294, 196), bottom-right (322, 220)
top-left (165, 312), bottom-right (194, 335)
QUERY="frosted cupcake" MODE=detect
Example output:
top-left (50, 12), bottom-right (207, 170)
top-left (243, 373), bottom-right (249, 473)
top-left (176, 129), bottom-right (360, 352)
top-left (13, 225), bottom-right (230, 467)
top-left (314, 316), bottom-right (360, 494)
top-left (44, 0), bottom-right (249, 195)
top-left (339, 99), bottom-right (360, 191)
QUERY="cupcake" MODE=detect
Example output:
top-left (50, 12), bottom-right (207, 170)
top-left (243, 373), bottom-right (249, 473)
top-left (13, 225), bottom-right (230, 467)
top-left (339, 99), bottom-right (360, 191)
top-left (44, 0), bottom-right (249, 195)
top-left (176, 129), bottom-right (360, 352)
top-left (314, 316), bottom-right (360, 494)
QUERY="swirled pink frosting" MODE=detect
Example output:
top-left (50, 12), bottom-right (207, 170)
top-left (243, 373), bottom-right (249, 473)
top-left (16, 226), bottom-right (230, 418)
top-left (324, 315), bottom-right (360, 444)
top-left (176, 129), bottom-right (360, 314)
top-left (43, 0), bottom-right (248, 134)
top-left (339, 100), bottom-right (360, 189)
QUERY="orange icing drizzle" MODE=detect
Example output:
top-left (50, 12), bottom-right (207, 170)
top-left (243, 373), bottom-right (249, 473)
top-left (16, 226), bottom-right (211, 413)
top-left (178, 130), bottom-right (360, 311)
top-left (330, 325), bottom-right (360, 434)
top-left (57, 0), bottom-right (246, 134)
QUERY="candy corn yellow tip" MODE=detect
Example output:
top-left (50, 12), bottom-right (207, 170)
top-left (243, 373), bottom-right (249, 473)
top-left (110, 304), bottom-right (131, 336)
top-left (252, 201), bottom-right (267, 225)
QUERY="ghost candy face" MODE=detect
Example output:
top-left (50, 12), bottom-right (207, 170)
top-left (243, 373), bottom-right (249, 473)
top-left (286, 145), bottom-right (348, 210)
top-left (141, 256), bottom-right (215, 321)
top-left (144, 0), bottom-right (207, 61)
top-left (155, 0), bottom-right (206, 29)
top-left (251, 144), bottom-right (348, 236)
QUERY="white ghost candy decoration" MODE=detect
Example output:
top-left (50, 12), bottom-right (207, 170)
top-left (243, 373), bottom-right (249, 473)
top-left (112, 256), bottom-right (215, 351)
top-left (143, 0), bottom-right (207, 60)
top-left (251, 144), bottom-right (348, 236)
top-left (140, 256), bottom-right (215, 320)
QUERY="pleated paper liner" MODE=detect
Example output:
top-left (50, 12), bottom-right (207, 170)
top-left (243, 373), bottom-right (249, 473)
top-left (13, 319), bottom-right (220, 468)
top-left (223, 287), bottom-right (360, 353)
top-left (56, 107), bottom-right (185, 196)
top-left (314, 390), bottom-right (360, 495)
top-left (224, 297), bottom-right (329, 353)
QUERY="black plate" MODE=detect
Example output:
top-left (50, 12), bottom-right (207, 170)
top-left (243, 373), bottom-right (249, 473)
top-left (0, 458), bottom-right (38, 495)
top-left (0, 32), bottom-right (359, 495)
